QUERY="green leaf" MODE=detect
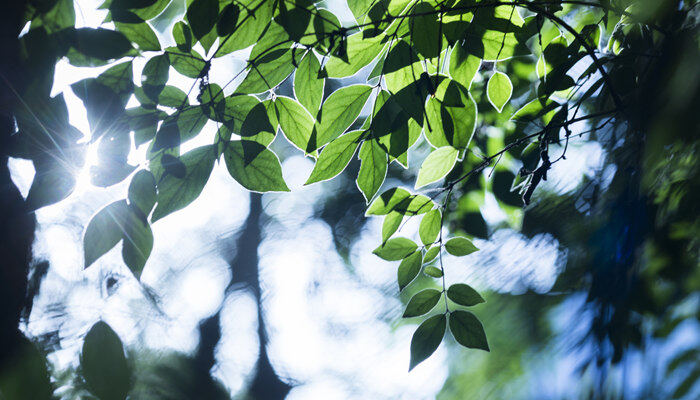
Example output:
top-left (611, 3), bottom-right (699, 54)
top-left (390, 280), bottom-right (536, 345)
top-left (357, 139), bottom-right (387, 203)
top-left (109, 0), bottom-right (171, 20)
top-left (325, 32), bottom-right (385, 78)
top-left (121, 208), bottom-right (153, 279)
top-left (151, 145), bottom-right (216, 221)
top-left (115, 21), bottom-right (161, 51)
top-left (424, 266), bottom-right (443, 278)
top-left (306, 131), bottom-right (362, 184)
top-left (367, 188), bottom-right (411, 215)
top-left (449, 310), bottom-right (489, 351)
top-left (366, 187), bottom-right (435, 216)
top-left (125, 107), bottom-right (165, 146)
top-left (424, 79), bottom-right (477, 149)
top-left (0, 335), bottom-right (53, 399)
top-left (410, 3), bottom-right (441, 59)
top-left (248, 21), bottom-right (291, 60)
top-left (382, 211), bottom-right (403, 242)
top-left (172, 21), bottom-right (193, 52)
top-left (159, 86), bottom-right (189, 108)
top-left (487, 71), bottom-right (512, 112)
top-left (314, 84), bottom-right (372, 151)
top-left (83, 200), bottom-right (130, 268)
top-left (294, 52), bottom-right (324, 114)
top-left (141, 54), bottom-right (169, 97)
top-left (167, 47), bottom-right (206, 79)
top-left (236, 49), bottom-right (300, 94)
top-left (224, 141), bottom-right (289, 192)
top-left (307, 8), bottom-right (341, 52)
top-left (275, 96), bottom-right (314, 152)
top-left (447, 284), bottom-right (485, 307)
top-left (186, 0), bottom-right (219, 40)
top-left (31, 0), bottom-right (75, 34)
top-left (97, 61), bottom-right (134, 97)
top-left (419, 209), bottom-right (441, 245)
top-left (397, 251), bottom-right (422, 291)
top-left (423, 246), bottom-right (440, 263)
top-left (449, 44), bottom-right (481, 89)
top-left (415, 146), bottom-right (459, 189)
top-left (215, 0), bottom-right (273, 56)
top-left (444, 237), bottom-right (479, 256)
top-left (403, 289), bottom-right (442, 318)
top-left (151, 106), bottom-right (208, 151)
top-left (216, 3), bottom-right (240, 37)
top-left (81, 321), bottom-right (131, 400)
top-left (409, 314), bottom-right (446, 371)
top-left (372, 237), bottom-right (417, 261)
top-left (371, 90), bottom-right (422, 166)
top-left (274, 1), bottom-right (310, 42)
top-left (69, 28), bottom-right (133, 64)
top-left (238, 102), bottom-right (277, 146)
top-left (128, 170), bottom-right (156, 216)
top-left (26, 160), bottom-right (77, 211)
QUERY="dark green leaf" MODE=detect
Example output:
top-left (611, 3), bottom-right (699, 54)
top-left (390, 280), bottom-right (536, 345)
top-left (157, 86), bottom-right (189, 108)
top-left (115, 21), bottom-right (161, 51)
top-left (186, 0), bottom-right (219, 40)
top-left (410, 3), bottom-right (441, 59)
top-left (449, 310), bottom-right (489, 351)
top-left (128, 170), bottom-right (156, 215)
top-left (121, 207), bottom-right (153, 279)
top-left (172, 21), bottom-right (193, 52)
top-left (449, 43), bottom-right (481, 89)
top-left (216, 3), bottom-right (239, 37)
top-left (97, 61), bottom-right (135, 98)
top-left (236, 48), bottom-right (300, 94)
top-left (409, 314), bottom-right (446, 371)
top-left (151, 145), bottom-right (216, 221)
top-left (141, 54), bottom-right (170, 99)
top-left (224, 141), bottom-right (290, 192)
top-left (83, 200), bottom-right (130, 268)
top-left (447, 283), bottom-right (485, 307)
top-left (69, 28), bottom-right (133, 64)
top-left (403, 289), bottom-right (442, 318)
top-left (81, 321), bottom-right (131, 400)
top-left (274, 2), bottom-right (310, 42)
top-left (424, 79), bottom-right (477, 149)
top-left (26, 161), bottom-right (77, 211)
top-left (398, 251), bottom-right (422, 291)
top-left (215, 0), bottom-right (273, 56)
top-left (167, 47), bottom-right (206, 79)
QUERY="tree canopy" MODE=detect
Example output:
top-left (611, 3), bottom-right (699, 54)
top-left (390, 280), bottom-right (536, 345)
top-left (1, 0), bottom-right (698, 398)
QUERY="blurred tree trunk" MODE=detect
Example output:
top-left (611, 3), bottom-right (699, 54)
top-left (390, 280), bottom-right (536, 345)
top-left (195, 192), bottom-right (291, 398)
top-left (0, 0), bottom-right (35, 367)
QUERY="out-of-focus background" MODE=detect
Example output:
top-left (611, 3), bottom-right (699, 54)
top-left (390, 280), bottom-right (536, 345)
top-left (2, 0), bottom-right (699, 399)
